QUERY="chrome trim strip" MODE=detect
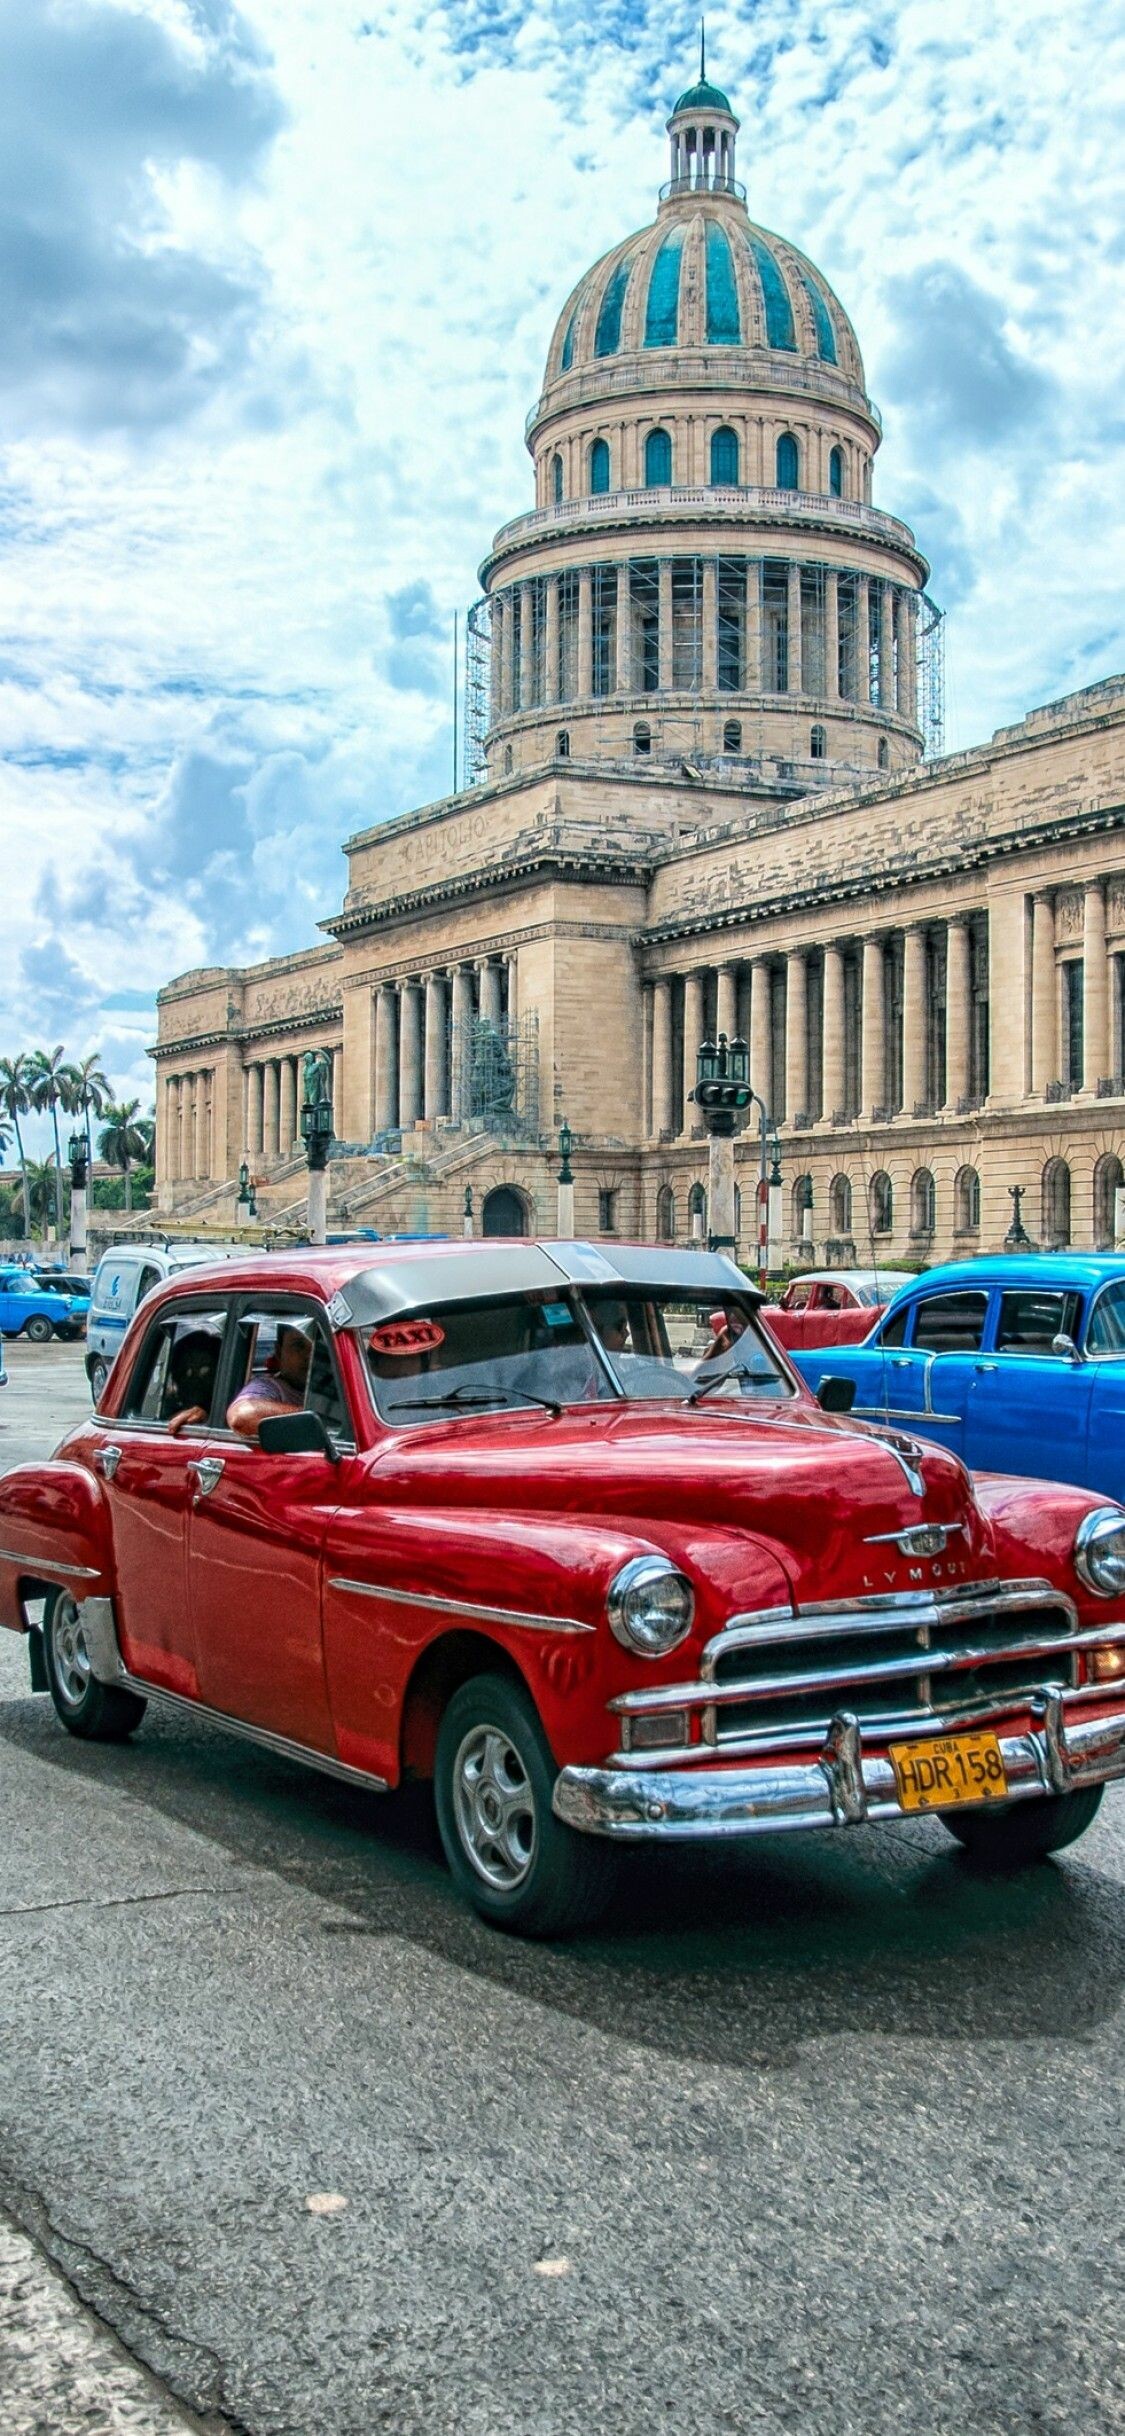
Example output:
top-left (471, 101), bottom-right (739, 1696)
top-left (613, 1624), bottom-right (1101, 1718)
top-left (605, 1675), bottom-right (1125, 1770)
top-left (554, 1693), bottom-right (1125, 1841)
top-left (118, 1675), bottom-right (390, 1794)
top-left (0, 1546), bottom-right (101, 1580)
top-left (326, 1577), bottom-right (595, 1635)
top-left (854, 1406), bottom-right (962, 1427)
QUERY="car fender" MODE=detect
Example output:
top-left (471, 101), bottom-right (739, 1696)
top-left (0, 1462), bottom-right (114, 1631)
top-left (971, 1471), bottom-right (1125, 1613)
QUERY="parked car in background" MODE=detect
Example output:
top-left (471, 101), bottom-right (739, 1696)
top-left (85, 1241), bottom-right (254, 1400)
top-left (0, 1265), bottom-right (87, 1343)
top-left (791, 1254), bottom-right (1125, 1502)
top-left (3, 1238), bottom-right (1125, 1938)
top-left (762, 1268), bottom-right (911, 1353)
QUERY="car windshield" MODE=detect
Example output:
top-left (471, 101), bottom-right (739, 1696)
top-left (357, 1286), bottom-right (794, 1425)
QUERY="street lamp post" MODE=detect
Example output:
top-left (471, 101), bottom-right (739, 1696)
top-left (66, 1129), bottom-right (88, 1275)
top-left (1005, 1184), bottom-right (1034, 1251)
top-left (300, 1051), bottom-right (334, 1246)
top-left (236, 1160), bottom-right (253, 1228)
top-left (689, 1035), bottom-right (752, 1260)
top-left (556, 1120), bottom-right (575, 1237)
top-left (767, 1131), bottom-right (784, 1276)
top-left (463, 1186), bottom-right (474, 1239)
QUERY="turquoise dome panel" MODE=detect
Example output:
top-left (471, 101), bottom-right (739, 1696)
top-left (800, 272), bottom-right (838, 364)
top-left (594, 253), bottom-right (633, 358)
top-left (644, 229), bottom-right (683, 347)
top-left (559, 299), bottom-right (581, 372)
top-left (705, 223), bottom-right (740, 343)
top-left (673, 77), bottom-right (733, 115)
top-left (745, 233), bottom-right (796, 352)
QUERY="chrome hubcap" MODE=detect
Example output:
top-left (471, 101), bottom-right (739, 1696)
top-left (51, 1596), bottom-right (91, 1709)
top-left (452, 1725), bottom-right (537, 1892)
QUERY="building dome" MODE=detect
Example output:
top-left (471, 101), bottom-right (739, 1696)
top-left (671, 75), bottom-right (734, 116)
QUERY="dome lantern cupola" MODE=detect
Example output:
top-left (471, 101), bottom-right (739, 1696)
top-left (665, 35), bottom-right (741, 200)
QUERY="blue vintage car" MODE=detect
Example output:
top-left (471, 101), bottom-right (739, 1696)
top-left (0, 1265), bottom-right (88, 1342)
top-left (791, 1254), bottom-right (1125, 1500)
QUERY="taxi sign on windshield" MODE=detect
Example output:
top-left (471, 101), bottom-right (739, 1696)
top-left (367, 1318), bottom-right (445, 1357)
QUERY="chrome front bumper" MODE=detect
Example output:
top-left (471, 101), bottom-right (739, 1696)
top-left (553, 1689), bottom-right (1125, 1841)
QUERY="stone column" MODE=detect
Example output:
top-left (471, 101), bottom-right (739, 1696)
top-left (878, 584), bottom-right (895, 711)
top-left (279, 1055), bottom-right (296, 1155)
top-left (163, 1077), bottom-right (178, 1184)
top-left (490, 594), bottom-right (504, 726)
top-left (945, 917), bottom-right (972, 1109)
top-left (173, 1078), bottom-right (185, 1182)
top-left (246, 1063), bottom-right (263, 1158)
top-left (1031, 893), bottom-right (1057, 1095)
top-left (615, 566), bottom-right (632, 693)
top-left (855, 576), bottom-right (870, 706)
top-left (398, 982), bottom-right (423, 1128)
top-left (860, 936), bottom-right (886, 1119)
top-left (822, 944), bottom-right (846, 1122)
top-left (543, 576), bottom-right (559, 707)
top-left (374, 986), bottom-right (398, 1130)
top-left (785, 952), bottom-right (808, 1124)
top-left (749, 958), bottom-right (771, 1107)
top-left (1084, 880), bottom-right (1109, 1091)
top-left (479, 960), bottom-right (503, 1030)
top-left (716, 964), bottom-right (738, 1043)
top-left (577, 567), bottom-right (593, 698)
top-left (450, 967), bottom-right (474, 1122)
top-left (658, 559), bottom-right (674, 690)
top-left (895, 592), bottom-right (910, 718)
top-left (519, 580), bottom-right (535, 711)
top-left (651, 978), bottom-right (674, 1139)
top-left (263, 1059), bottom-right (280, 1159)
top-left (786, 562), bottom-right (803, 694)
top-left (424, 972), bottom-right (448, 1119)
top-left (745, 559), bottom-right (762, 692)
top-left (824, 570), bottom-right (840, 701)
top-left (701, 557), bottom-right (718, 691)
top-left (505, 953), bottom-right (519, 1026)
top-left (902, 926), bottom-right (928, 1113)
top-left (681, 970), bottom-right (706, 1134)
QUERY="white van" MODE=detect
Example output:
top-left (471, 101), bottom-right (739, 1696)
top-left (85, 1243), bottom-right (253, 1400)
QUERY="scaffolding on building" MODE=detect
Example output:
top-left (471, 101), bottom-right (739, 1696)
top-left (464, 596), bottom-right (491, 785)
top-left (919, 593), bottom-right (946, 759)
top-left (451, 1011), bottom-right (541, 1137)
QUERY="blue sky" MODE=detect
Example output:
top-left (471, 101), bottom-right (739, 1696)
top-left (2, 0), bottom-right (1123, 1136)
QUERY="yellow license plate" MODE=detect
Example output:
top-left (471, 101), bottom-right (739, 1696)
top-left (890, 1730), bottom-right (1007, 1813)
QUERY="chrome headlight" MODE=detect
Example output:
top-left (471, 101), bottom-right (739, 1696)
top-left (607, 1556), bottom-right (694, 1658)
top-left (1075, 1508), bottom-right (1125, 1598)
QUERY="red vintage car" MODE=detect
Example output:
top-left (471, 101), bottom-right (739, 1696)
top-left (762, 1268), bottom-right (906, 1352)
top-left (3, 1240), bottom-right (1125, 1937)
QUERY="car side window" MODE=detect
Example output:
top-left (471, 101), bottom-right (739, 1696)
top-left (995, 1289), bottom-right (1083, 1356)
top-left (123, 1309), bottom-right (228, 1427)
top-left (225, 1306), bottom-right (350, 1441)
top-left (880, 1304), bottom-right (909, 1346)
top-left (136, 1265), bottom-right (162, 1306)
top-left (1086, 1283), bottom-right (1125, 1355)
top-left (911, 1291), bottom-right (989, 1353)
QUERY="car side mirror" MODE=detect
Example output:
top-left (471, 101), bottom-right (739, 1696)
top-left (258, 1409), bottom-right (339, 1458)
top-left (817, 1376), bottom-right (857, 1414)
top-left (1051, 1333), bottom-right (1082, 1363)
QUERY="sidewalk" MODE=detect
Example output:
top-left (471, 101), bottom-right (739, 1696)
top-left (0, 2213), bottom-right (206, 2436)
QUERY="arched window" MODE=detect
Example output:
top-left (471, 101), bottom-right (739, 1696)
top-left (656, 1184), bottom-right (676, 1241)
top-left (503, 745), bottom-right (513, 774)
top-left (877, 737), bottom-right (890, 770)
top-left (870, 1171), bottom-right (893, 1235)
top-left (644, 427), bottom-right (672, 487)
top-left (555, 729), bottom-right (570, 759)
top-left (589, 438), bottom-right (610, 495)
top-left (1094, 1152), bottom-right (1124, 1249)
top-left (810, 724), bottom-right (827, 760)
top-left (633, 720), bottom-right (651, 756)
top-left (829, 1173), bottom-right (853, 1235)
top-left (688, 1180), bottom-right (707, 1239)
top-left (954, 1165), bottom-right (981, 1234)
top-left (910, 1168), bottom-right (936, 1237)
top-left (829, 446), bottom-right (844, 498)
top-left (551, 452), bottom-right (563, 503)
top-left (793, 1174), bottom-right (814, 1238)
top-left (1042, 1158), bottom-right (1071, 1248)
top-left (776, 432), bottom-right (799, 491)
top-left (710, 425), bottom-right (740, 485)
top-left (723, 719), bottom-right (742, 754)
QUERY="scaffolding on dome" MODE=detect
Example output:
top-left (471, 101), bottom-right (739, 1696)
top-left (464, 596), bottom-right (491, 785)
top-left (919, 593), bottom-right (946, 759)
top-left (452, 1012), bottom-right (541, 1138)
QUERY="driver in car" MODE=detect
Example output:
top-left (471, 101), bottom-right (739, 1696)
top-left (226, 1320), bottom-right (313, 1441)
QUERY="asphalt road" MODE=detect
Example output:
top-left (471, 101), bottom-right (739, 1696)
top-left (1, 1339), bottom-right (1124, 2436)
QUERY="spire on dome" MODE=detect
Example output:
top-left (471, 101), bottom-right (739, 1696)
top-left (665, 52), bottom-right (741, 198)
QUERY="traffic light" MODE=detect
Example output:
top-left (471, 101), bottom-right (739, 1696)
top-left (689, 1034), bottom-right (753, 1125)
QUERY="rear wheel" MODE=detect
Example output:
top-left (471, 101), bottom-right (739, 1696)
top-left (944, 1783), bottom-right (1103, 1867)
top-left (89, 1355), bottom-right (110, 1402)
top-left (23, 1315), bottom-right (52, 1344)
top-left (42, 1591), bottom-right (147, 1742)
top-left (434, 1673), bottom-right (616, 1937)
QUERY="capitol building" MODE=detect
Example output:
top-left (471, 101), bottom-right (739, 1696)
top-left (153, 71), bottom-right (1125, 1263)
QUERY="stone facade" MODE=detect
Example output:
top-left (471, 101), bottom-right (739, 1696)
top-left (152, 78), bottom-right (1125, 1268)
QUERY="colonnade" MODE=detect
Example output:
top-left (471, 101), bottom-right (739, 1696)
top-left (489, 558), bottom-right (918, 722)
top-left (367, 956), bottom-right (517, 1135)
top-left (1029, 880), bottom-right (1121, 1096)
top-left (163, 1069), bottom-right (214, 1183)
top-left (243, 1047), bottom-right (340, 1163)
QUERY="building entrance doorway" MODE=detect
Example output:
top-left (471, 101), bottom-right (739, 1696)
top-left (482, 1185), bottom-right (530, 1237)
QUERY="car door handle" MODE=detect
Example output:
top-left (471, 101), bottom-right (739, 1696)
top-left (187, 1457), bottom-right (225, 1497)
top-left (889, 1357), bottom-right (913, 1369)
top-left (93, 1444), bottom-right (122, 1479)
top-left (974, 1361), bottom-right (998, 1373)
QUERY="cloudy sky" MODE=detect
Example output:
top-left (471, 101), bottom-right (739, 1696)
top-left (3, 0), bottom-right (1123, 1135)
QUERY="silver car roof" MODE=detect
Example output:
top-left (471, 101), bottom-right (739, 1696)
top-left (332, 1239), bottom-right (758, 1330)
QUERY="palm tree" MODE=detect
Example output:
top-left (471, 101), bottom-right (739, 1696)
top-left (0, 1055), bottom-right (33, 1238)
top-left (27, 1045), bottom-right (72, 1236)
top-left (67, 1053), bottom-right (110, 1172)
top-left (26, 1157), bottom-right (59, 1239)
top-left (98, 1100), bottom-right (154, 1213)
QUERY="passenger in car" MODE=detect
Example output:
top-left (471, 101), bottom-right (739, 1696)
top-left (164, 1331), bottom-right (221, 1436)
top-left (226, 1321), bottom-right (313, 1440)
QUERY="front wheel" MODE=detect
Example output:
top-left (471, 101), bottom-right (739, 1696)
top-left (42, 1591), bottom-right (147, 1742)
top-left (944, 1783), bottom-right (1104, 1868)
top-left (434, 1673), bottom-right (616, 1937)
top-left (23, 1315), bottom-right (53, 1344)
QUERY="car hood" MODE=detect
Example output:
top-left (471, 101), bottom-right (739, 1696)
top-left (372, 1401), bottom-right (989, 1607)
